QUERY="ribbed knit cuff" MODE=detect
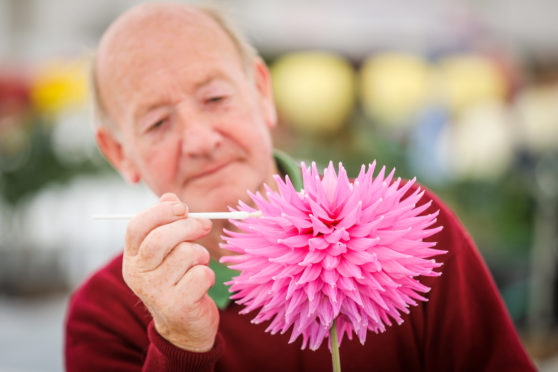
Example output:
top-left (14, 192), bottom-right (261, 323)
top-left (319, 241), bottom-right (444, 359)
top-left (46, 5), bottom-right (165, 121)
top-left (146, 321), bottom-right (223, 371)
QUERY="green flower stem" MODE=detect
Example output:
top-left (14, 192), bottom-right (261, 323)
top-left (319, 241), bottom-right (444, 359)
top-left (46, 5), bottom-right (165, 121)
top-left (330, 319), bottom-right (341, 372)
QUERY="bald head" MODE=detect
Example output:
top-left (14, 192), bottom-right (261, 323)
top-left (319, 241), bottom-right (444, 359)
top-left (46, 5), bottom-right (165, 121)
top-left (92, 2), bottom-right (257, 130)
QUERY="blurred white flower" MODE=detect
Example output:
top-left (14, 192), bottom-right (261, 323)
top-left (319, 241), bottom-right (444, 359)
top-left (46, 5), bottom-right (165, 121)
top-left (439, 101), bottom-right (515, 181)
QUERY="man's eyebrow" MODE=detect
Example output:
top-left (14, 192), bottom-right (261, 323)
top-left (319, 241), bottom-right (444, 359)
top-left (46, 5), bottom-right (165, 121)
top-left (193, 73), bottom-right (231, 90)
top-left (132, 98), bottom-right (168, 125)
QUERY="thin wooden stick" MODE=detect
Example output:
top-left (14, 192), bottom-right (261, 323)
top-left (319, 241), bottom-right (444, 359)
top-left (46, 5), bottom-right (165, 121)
top-left (91, 210), bottom-right (262, 220)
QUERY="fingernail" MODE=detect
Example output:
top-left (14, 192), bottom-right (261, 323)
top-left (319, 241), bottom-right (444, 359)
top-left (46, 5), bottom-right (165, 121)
top-left (160, 192), bottom-right (177, 202)
top-left (172, 202), bottom-right (186, 216)
top-left (199, 245), bottom-right (210, 256)
top-left (200, 218), bottom-right (212, 230)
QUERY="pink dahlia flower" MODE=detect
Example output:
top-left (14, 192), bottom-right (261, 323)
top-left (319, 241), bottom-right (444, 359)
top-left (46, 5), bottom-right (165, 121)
top-left (220, 162), bottom-right (445, 351)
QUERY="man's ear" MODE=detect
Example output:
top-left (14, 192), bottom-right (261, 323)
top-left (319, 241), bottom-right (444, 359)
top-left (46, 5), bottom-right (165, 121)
top-left (253, 57), bottom-right (277, 129)
top-left (95, 126), bottom-right (141, 184)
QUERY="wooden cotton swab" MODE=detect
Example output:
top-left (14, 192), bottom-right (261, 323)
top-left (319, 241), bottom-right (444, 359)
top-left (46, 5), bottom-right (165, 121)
top-left (91, 210), bottom-right (262, 220)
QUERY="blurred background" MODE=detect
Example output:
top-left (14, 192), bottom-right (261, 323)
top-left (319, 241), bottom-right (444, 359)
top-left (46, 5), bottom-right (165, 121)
top-left (1, 0), bottom-right (557, 370)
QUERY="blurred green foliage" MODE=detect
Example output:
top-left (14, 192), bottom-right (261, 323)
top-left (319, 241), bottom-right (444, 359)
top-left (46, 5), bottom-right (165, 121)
top-left (0, 118), bottom-right (109, 206)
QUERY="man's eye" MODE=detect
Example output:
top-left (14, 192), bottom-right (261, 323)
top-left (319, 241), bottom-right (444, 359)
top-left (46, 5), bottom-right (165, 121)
top-left (207, 96), bottom-right (225, 104)
top-left (148, 119), bottom-right (166, 131)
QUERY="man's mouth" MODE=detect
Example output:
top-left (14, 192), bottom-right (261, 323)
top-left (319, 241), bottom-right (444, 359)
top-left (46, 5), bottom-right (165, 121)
top-left (191, 159), bottom-right (234, 180)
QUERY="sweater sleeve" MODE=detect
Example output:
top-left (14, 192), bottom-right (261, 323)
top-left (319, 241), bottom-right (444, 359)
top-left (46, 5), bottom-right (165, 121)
top-left (64, 254), bottom-right (224, 372)
top-left (144, 322), bottom-right (224, 371)
top-left (420, 189), bottom-right (536, 371)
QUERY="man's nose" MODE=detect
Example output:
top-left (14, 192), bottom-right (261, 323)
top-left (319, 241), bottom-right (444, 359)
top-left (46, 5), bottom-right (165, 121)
top-left (178, 111), bottom-right (223, 157)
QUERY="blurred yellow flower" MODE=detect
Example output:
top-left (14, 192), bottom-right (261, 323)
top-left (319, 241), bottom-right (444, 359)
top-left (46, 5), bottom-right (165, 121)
top-left (271, 52), bottom-right (356, 135)
top-left (360, 52), bottom-right (432, 128)
top-left (30, 58), bottom-right (89, 117)
top-left (436, 54), bottom-right (507, 114)
top-left (514, 85), bottom-right (558, 154)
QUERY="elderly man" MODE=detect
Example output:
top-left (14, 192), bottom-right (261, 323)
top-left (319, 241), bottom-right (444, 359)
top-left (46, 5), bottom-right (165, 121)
top-left (65, 2), bottom-right (535, 371)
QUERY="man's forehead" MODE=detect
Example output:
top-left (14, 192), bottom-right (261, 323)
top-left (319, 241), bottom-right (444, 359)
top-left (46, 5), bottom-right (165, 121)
top-left (100, 3), bottom-right (212, 46)
top-left (97, 5), bottom-right (221, 65)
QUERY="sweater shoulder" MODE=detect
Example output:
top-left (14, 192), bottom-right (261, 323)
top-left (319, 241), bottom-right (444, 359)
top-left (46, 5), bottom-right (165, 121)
top-left (410, 181), bottom-right (476, 257)
top-left (69, 253), bottom-right (128, 307)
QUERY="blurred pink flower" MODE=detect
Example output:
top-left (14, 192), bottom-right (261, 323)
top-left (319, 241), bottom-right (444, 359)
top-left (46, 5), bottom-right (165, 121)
top-left (220, 162), bottom-right (445, 350)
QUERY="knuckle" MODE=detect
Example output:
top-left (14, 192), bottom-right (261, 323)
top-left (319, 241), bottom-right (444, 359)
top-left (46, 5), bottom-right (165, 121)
top-left (176, 242), bottom-right (210, 265)
top-left (125, 216), bottom-right (142, 241)
top-left (182, 218), bottom-right (211, 238)
top-left (138, 240), bottom-right (157, 265)
top-left (191, 264), bottom-right (215, 284)
top-left (138, 228), bottom-right (166, 265)
top-left (194, 244), bottom-right (211, 264)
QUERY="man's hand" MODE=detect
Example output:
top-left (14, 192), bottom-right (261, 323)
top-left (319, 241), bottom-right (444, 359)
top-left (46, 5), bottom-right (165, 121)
top-left (122, 193), bottom-right (219, 352)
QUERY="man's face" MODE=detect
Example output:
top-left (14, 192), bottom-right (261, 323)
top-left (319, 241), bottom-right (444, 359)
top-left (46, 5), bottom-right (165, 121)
top-left (96, 10), bottom-right (277, 213)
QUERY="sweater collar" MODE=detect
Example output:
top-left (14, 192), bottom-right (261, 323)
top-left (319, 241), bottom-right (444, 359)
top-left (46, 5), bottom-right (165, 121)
top-left (208, 150), bottom-right (302, 309)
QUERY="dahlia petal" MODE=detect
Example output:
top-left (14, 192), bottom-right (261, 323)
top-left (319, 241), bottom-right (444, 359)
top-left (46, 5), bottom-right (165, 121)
top-left (376, 228), bottom-right (412, 245)
top-left (286, 277), bottom-right (299, 300)
top-left (344, 250), bottom-right (378, 266)
top-left (280, 214), bottom-right (313, 231)
top-left (285, 290), bottom-right (306, 321)
top-left (317, 298), bottom-right (335, 329)
top-left (329, 242), bottom-right (347, 256)
top-left (268, 249), bottom-right (307, 264)
top-left (304, 279), bottom-right (323, 302)
top-left (265, 309), bottom-right (286, 335)
top-left (323, 282), bottom-right (339, 303)
top-left (277, 234), bottom-right (310, 248)
top-left (299, 250), bottom-right (326, 266)
top-left (342, 300), bottom-right (362, 328)
top-left (358, 197), bottom-right (384, 222)
top-left (276, 264), bottom-right (305, 279)
top-left (332, 163), bottom-right (352, 208)
top-left (274, 175), bottom-right (306, 211)
top-left (308, 237), bottom-right (329, 251)
top-left (337, 259), bottom-right (363, 278)
top-left (308, 197), bottom-right (334, 221)
top-left (346, 237), bottom-right (379, 251)
top-left (226, 257), bottom-right (270, 271)
top-left (406, 225), bottom-right (444, 240)
top-left (253, 309), bottom-right (275, 324)
top-left (322, 269), bottom-right (339, 287)
top-left (324, 228), bottom-right (348, 244)
top-left (262, 291), bottom-right (287, 312)
top-left (361, 296), bottom-right (380, 322)
top-left (322, 161), bottom-right (339, 204)
top-left (347, 216), bottom-right (385, 238)
top-left (308, 293), bottom-right (321, 316)
top-left (309, 214), bottom-right (333, 235)
top-left (297, 264), bottom-right (322, 285)
top-left (361, 260), bottom-right (382, 274)
top-left (248, 263), bottom-right (284, 280)
top-left (369, 166), bottom-right (387, 190)
top-left (335, 200), bottom-right (362, 229)
top-left (403, 198), bottom-right (432, 217)
top-left (337, 276), bottom-right (356, 291)
top-left (344, 287), bottom-right (364, 307)
top-left (322, 255), bottom-right (340, 270)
